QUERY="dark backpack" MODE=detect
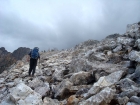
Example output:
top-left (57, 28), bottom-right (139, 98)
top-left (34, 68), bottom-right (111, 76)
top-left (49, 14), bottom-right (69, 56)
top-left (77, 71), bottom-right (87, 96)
top-left (31, 47), bottom-right (39, 59)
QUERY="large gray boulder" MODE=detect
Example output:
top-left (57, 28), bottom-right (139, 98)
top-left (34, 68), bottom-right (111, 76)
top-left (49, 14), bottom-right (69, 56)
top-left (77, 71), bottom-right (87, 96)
top-left (134, 39), bottom-right (140, 49)
top-left (54, 79), bottom-right (73, 100)
top-left (129, 50), bottom-right (140, 62)
top-left (28, 77), bottom-right (44, 89)
top-left (129, 96), bottom-right (140, 105)
top-left (113, 44), bottom-right (122, 52)
top-left (130, 63), bottom-right (140, 83)
top-left (127, 102), bottom-right (139, 105)
top-left (116, 78), bottom-right (138, 92)
top-left (87, 52), bottom-right (107, 62)
top-left (9, 83), bottom-right (43, 105)
top-left (34, 82), bottom-right (50, 97)
top-left (126, 23), bottom-right (140, 39)
top-left (70, 71), bottom-right (95, 85)
top-left (69, 58), bottom-right (92, 73)
top-left (84, 70), bottom-right (124, 98)
top-left (78, 87), bottom-right (116, 105)
top-left (117, 37), bottom-right (134, 46)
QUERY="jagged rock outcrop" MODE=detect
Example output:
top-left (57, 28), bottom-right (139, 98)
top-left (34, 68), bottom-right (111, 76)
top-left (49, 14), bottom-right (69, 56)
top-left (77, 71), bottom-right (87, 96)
top-left (0, 47), bottom-right (16, 73)
top-left (0, 21), bottom-right (140, 105)
top-left (12, 47), bottom-right (30, 60)
top-left (0, 47), bottom-right (30, 74)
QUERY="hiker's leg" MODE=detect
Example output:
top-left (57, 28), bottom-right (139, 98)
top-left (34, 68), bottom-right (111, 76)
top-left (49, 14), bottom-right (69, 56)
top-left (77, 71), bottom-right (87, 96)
top-left (29, 59), bottom-right (34, 76)
top-left (32, 59), bottom-right (37, 76)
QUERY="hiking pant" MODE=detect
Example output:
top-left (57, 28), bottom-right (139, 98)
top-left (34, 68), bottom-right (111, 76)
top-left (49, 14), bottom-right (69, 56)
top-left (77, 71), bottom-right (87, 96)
top-left (29, 58), bottom-right (37, 76)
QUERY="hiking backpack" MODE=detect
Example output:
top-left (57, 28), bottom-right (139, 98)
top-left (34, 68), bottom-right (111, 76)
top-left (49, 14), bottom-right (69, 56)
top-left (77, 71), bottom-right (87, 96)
top-left (31, 47), bottom-right (39, 59)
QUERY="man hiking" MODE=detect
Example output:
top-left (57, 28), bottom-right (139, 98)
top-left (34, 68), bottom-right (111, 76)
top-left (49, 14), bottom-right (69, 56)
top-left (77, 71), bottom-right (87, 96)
top-left (28, 47), bottom-right (40, 77)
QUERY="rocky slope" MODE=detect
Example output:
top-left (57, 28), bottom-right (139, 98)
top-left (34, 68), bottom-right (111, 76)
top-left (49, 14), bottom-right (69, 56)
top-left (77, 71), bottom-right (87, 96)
top-left (0, 47), bottom-right (30, 73)
top-left (0, 22), bottom-right (140, 105)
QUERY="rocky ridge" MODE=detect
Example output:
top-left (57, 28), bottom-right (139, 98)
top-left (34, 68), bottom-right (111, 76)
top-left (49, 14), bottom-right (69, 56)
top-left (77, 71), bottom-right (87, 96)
top-left (0, 47), bottom-right (30, 73)
top-left (0, 22), bottom-right (140, 105)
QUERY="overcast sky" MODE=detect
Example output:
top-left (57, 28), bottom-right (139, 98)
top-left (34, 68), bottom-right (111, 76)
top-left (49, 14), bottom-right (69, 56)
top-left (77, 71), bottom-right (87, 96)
top-left (0, 0), bottom-right (140, 52)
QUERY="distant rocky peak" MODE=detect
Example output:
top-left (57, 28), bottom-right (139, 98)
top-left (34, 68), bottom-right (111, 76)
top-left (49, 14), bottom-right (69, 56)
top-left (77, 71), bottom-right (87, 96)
top-left (12, 47), bottom-right (31, 60)
top-left (0, 47), bottom-right (10, 55)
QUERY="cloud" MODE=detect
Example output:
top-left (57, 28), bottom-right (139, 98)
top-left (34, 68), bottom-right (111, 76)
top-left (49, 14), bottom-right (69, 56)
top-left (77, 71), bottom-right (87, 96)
top-left (0, 0), bottom-right (140, 52)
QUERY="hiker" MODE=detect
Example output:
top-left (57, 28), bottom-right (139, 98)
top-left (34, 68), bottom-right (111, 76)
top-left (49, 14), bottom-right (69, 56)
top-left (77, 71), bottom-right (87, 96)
top-left (28, 47), bottom-right (40, 77)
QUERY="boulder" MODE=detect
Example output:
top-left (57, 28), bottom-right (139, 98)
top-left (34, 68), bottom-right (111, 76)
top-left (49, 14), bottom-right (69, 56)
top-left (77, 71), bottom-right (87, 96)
top-left (35, 69), bottom-right (43, 76)
top-left (113, 44), bottom-right (122, 52)
top-left (117, 96), bottom-right (129, 105)
top-left (129, 96), bottom-right (140, 105)
top-left (126, 102), bottom-right (139, 105)
top-left (116, 78), bottom-right (138, 92)
top-left (117, 37), bottom-right (134, 46)
top-left (134, 39), bottom-right (140, 49)
top-left (84, 70), bottom-right (124, 98)
top-left (0, 78), bottom-right (5, 84)
top-left (43, 97), bottom-right (60, 105)
top-left (69, 85), bottom-right (92, 96)
top-left (28, 77), bottom-right (44, 89)
top-left (54, 79), bottom-right (73, 100)
top-left (70, 71), bottom-right (95, 85)
top-left (69, 58), bottom-right (92, 73)
top-left (129, 50), bottom-right (140, 62)
top-left (132, 64), bottom-right (140, 83)
top-left (119, 90), bottom-right (137, 98)
top-left (9, 83), bottom-right (43, 105)
top-left (78, 87), bottom-right (116, 105)
top-left (126, 23), bottom-right (139, 33)
top-left (52, 67), bottom-right (65, 82)
top-left (34, 83), bottom-right (50, 97)
top-left (88, 52), bottom-right (107, 62)
top-left (0, 96), bottom-right (15, 105)
top-left (66, 95), bottom-right (79, 105)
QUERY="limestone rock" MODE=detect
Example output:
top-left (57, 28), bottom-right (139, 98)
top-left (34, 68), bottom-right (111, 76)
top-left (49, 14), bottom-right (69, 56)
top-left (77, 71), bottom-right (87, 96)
top-left (28, 77), bottom-right (44, 89)
top-left (126, 102), bottom-right (139, 105)
top-left (113, 44), bottom-right (122, 52)
top-left (69, 58), bottom-right (92, 73)
top-left (66, 95), bottom-right (79, 105)
top-left (0, 78), bottom-right (5, 84)
top-left (54, 79), bottom-right (73, 100)
top-left (129, 96), bottom-right (140, 105)
top-left (0, 96), bottom-right (15, 105)
top-left (9, 83), bottom-right (43, 105)
top-left (117, 96), bottom-right (129, 105)
top-left (116, 78), bottom-right (138, 92)
top-left (88, 52), bottom-right (107, 62)
top-left (35, 85), bottom-right (50, 97)
top-left (117, 37), bottom-right (134, 46)
top-left (84, 70), bottom-right (124, 98)
top-left (129, 50), bottom-right (140, 62)
top-left (43, 97), bottom-right (60, 105)
top-left (70, 71), bottom-right (95, 85)
top-left (134, 39), bottom-right (140, 49)
top-left (78, 87), bottom-right (116, 105)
